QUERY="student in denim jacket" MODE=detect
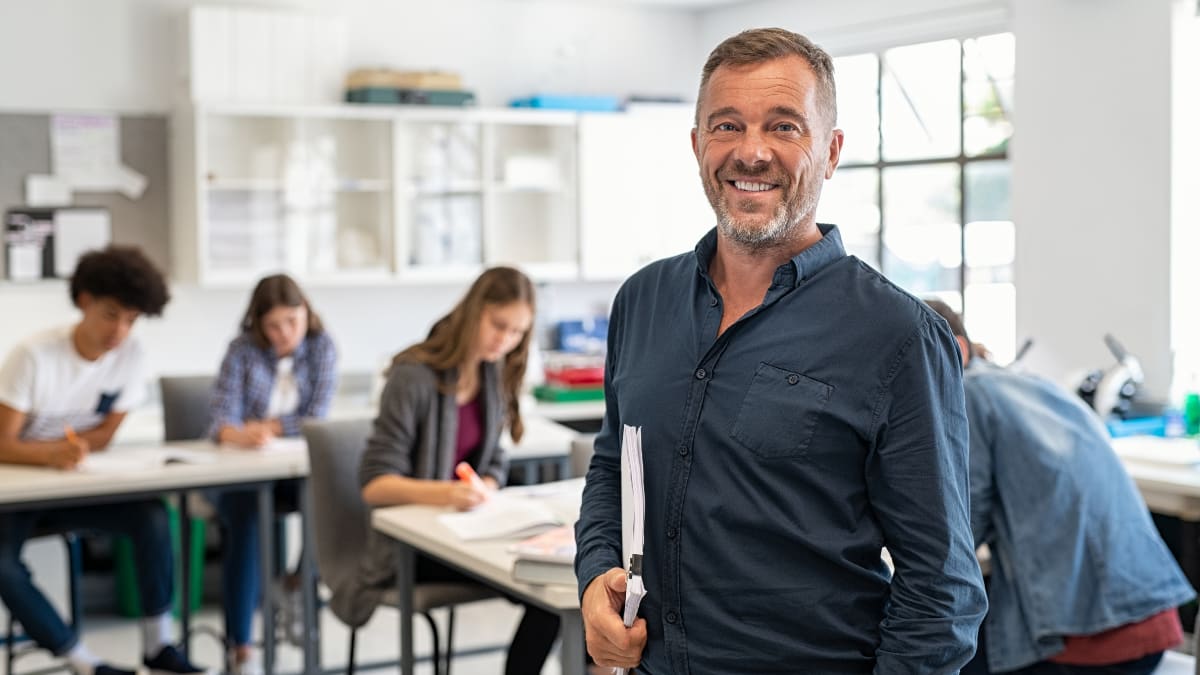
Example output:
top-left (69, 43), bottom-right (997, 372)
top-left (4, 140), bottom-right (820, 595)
top-left (927, 300), bottom-right (1195, 675)
top-left (209, 274), bottom-right (337, 675)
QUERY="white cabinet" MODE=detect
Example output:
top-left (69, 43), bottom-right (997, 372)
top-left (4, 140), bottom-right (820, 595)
top-left (577, 106), bottom-right (715, 280)
top-left (171, 104), bottom-right (579, 286)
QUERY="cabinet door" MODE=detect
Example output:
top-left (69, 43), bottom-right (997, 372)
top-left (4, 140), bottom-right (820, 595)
top-left (394, 119), bottom-right (485, 280)
top-left (484, 120), bottom-right (578, 279)
top-left (198, 112), bottom-right (394, 284)
top-left (578, 108), bottom-right (713, 281)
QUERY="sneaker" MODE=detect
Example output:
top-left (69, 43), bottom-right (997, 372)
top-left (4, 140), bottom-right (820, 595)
top-left (227, 648), bottom-right (262, 675)
top-left (273, 580), bottom-right (305, 646)
top-left (143, 645), bottom-right (209, 675)
top-left (93, 665), bottom-right (142, 675)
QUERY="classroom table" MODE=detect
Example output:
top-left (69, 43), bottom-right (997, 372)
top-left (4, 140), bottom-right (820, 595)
top-left (0, 440), bottom-right (317, 675)
top-left (500, 414), bottom-right (581, 483)
top-left (1111, 435), bottom-right (1200, 584)
top-left (371, 481), bottom-right (585, 675)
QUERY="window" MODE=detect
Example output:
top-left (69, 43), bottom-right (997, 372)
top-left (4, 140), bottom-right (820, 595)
top-left (817, 33), bottom-right (1016, 363)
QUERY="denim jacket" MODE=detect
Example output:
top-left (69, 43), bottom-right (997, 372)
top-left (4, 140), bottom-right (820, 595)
top-left (964, 360), bottom-right (1194, 672)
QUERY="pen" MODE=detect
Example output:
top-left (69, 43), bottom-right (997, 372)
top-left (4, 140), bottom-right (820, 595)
top-left (455, 461), bottom-right (488, 492)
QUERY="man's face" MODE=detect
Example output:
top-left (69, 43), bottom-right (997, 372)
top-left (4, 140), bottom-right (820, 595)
top-left (692, 55), bottom-right (843, 251)
top-left (77, 293), bottom-right (140, 354)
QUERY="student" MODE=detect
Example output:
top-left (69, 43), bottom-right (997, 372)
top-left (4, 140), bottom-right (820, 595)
top-left (208, 273), bottom-right (337, 674)
top-left (925, 300), bottom-right (1195, 675)
top-left (341, 266), bottom-right (560, 675)
top-left (0, 245), bottom-right (206, 675)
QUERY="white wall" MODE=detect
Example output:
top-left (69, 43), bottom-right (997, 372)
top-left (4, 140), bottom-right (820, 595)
top-left (1011, 0), bottom-right (1176, 397)
top-left (0, 0), bottom-right (704, 113)
top-left (1171, 6), bottom-right (1200, 396)
top-left (0, 0), bottom-right (690, 381)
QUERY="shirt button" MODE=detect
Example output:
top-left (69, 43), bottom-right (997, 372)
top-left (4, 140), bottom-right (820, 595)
top-left (787, 374), bottom-right (800, 385)
top-left (695, 368), bottom-right (706, 380)
top-left (678, 446), bottom-right (689, 456)
top-left (666, 611), bottom-right (678, 624)
top-left (709, 298), bottom-right (718, 307)
top-left (667, 528), bottom-right (678, 539)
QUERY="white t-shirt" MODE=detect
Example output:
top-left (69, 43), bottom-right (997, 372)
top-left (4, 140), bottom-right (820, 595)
top-left (0, 325), bottom-right (147, 441)
top-left (266, 355), bottom-right (299, 419)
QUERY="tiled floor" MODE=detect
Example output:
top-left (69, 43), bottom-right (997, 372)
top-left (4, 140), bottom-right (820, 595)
top-left (7, 598), bottom-right (566, 675)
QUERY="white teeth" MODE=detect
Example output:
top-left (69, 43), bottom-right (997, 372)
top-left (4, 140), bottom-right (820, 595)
top-left (733, 181), bottom-right (773, 192)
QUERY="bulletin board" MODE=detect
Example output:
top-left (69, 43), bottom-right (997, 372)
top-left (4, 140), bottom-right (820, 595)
top-left (0, 112), bottom-right (170, 280)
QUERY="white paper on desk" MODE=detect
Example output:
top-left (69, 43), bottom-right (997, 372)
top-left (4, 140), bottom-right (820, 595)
top-left (219, 436), bottom-right (306, 455)
top-left (53, 209), bottom-right (111, 277)
top-left (438, 494), bottom-right (565, 541)
top-left (78, 447), bottom-right (219, 473)
top-left (616, 424), bottom-right (647, 675)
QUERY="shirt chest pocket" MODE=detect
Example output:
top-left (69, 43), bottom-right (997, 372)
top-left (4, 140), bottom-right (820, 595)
top-left (730, 363), bottom-right (833, 460)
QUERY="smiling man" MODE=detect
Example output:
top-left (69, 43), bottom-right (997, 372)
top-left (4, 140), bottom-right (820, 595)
top-left (575, 28), bottom-right (987, 673)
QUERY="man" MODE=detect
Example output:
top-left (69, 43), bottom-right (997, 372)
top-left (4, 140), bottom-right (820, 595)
top-left (575, 27), bottom-right (987, 673)
top-left (0, 246), bottom-right (207, 675)
top-left (926, 300), bottom-right (1194, 675)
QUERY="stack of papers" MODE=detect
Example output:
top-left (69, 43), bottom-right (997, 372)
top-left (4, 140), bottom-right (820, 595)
top-left (510, 525), bottom-right (577, 586)
top-left (618, 424), bottom-right (647, 675)
top-left (219, 436), bottom-right (307, 455)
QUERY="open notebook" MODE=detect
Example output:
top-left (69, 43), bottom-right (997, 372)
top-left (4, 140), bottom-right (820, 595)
top-left (437, 478), bottom-right (584, 541)
top-left (78, 446), bottom-right (218, 473)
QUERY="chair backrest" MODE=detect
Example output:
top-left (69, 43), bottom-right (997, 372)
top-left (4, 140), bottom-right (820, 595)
top-left (302, 417), bottom-right (374, 593)
top-left (159, 375), bottom-right (216, 441)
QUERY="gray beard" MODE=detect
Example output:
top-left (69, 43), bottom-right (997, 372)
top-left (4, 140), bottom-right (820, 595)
top-left (712, 188), bottom-right (819, 253)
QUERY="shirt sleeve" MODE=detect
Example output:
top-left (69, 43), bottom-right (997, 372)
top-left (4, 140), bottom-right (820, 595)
top-left (866, 313), bottom-right (988, 673)
top-left (281, 332), bottom-right (339, 436)
top-left (359, 364), bottom-right (423, 488)
top-left (208, 340), bottom-right (248, 440)
top-left (963, 378), bottom-right (997, 548)
top-left (574, 289), bottom-right (626, 599)
top-left (0, 344), bottom-right (36, 413)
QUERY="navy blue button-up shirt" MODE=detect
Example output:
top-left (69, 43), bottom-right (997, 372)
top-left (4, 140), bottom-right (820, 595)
top-left (576, 226), bottom-right (987, 674)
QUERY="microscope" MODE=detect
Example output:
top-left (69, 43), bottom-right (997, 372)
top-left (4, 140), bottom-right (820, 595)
top-left (1077, 334), bottom-right (1144, 419)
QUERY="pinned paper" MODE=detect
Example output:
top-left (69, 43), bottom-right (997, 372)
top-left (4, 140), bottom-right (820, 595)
top-left (53, 209), bottom-right (111, 277)
top-left (49, 114), bottom-right (148, 200)
top-left (25, 175), bottom-right (72, 207)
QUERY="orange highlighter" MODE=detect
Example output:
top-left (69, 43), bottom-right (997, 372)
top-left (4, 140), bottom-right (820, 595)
top-left (64, 425), bottom-right (81, 446)
top-left (454, 461), bottom-right (488, 493)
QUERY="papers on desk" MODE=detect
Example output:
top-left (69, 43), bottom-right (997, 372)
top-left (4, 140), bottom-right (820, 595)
top-left (219, 436), bottom-right (307, 455)
top-left (1112, 436), bottom-right (1200, 467)
top-left (438, 478), bottom-right (584, 541)
top-left (78, 446), bottom-right (218, 473)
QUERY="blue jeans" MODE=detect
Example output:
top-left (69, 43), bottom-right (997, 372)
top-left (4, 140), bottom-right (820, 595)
top-left (215, 483), bottom-right (300, 647)
top-left (0, 500), bottom-right (174, 654)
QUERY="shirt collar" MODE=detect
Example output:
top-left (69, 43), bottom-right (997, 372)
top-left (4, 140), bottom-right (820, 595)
top-left (694, 223), bottom-right (847, 288)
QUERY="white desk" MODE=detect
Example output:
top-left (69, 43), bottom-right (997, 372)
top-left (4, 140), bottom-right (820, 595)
top-left (0, 441), bottom-right (317, 675)
top-left (501, 415), bottom-right (580, 482)
top-left (372, 487), bottom-right (584, 675)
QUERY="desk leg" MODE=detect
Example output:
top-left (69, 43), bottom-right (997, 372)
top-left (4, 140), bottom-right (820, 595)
top-left (559, 611), bottom-right (585, 675)
top-left (396, 542), bottom-right (415, 675)
top-left (258, 485), bottom-right (276, 675)
top-left (298, 478), bottom-right (320, 675)
top-left (179, 492), bottom-right (192, 658)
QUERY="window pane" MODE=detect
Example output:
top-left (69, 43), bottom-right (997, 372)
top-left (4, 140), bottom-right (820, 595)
top-left (965, 283), bottom-right (1017, 365)
top-left (817, 167), bottom-right (879, 267)
top-left (964, 32), bottom-right (1014, 157)
top-left (882, 163), bottom-right (961, 295)
top-left (833, 53), bottom-right (879, 164)
top-left (881, 39), bottom-right (962, 160)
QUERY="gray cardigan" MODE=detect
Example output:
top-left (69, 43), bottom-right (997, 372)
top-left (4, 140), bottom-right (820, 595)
top-left (331, 358), bottom-right (510, 627)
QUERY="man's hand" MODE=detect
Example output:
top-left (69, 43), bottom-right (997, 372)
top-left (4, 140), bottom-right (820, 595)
top-left (582, 567), bottom-right (647, 669)
top-left (48, 437), bottom-right (88, 470)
